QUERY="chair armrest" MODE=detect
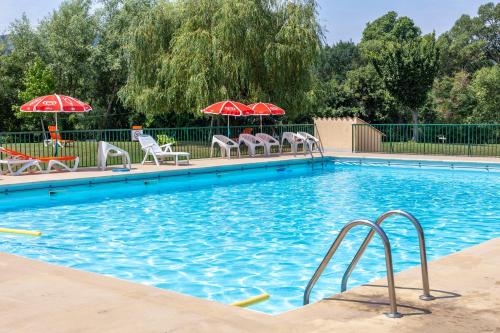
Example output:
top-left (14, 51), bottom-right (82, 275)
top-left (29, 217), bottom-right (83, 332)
top-left (160, 143), bottom-right (173, 152)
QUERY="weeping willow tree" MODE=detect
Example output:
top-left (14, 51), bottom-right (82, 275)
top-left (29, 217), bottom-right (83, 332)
top-left (120, 0), bottom-right (322, 122)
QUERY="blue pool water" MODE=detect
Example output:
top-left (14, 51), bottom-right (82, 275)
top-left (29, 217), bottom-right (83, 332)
top-left (0, 160), bottom-right (499, 314)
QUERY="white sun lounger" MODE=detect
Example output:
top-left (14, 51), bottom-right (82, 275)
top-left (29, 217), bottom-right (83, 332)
top-left (238, 134), bottom-right (265, 157)
top-left (281, 132), bottom-right (305, 155)
top-left (256, 133), bottom-right (280, 156)
top-left (297, 132), bottom-right (322, 153)
top-left (211, 135), bottom-right (240, 159)
top-left (138, 135), bottom-right (190, 166)
top-left (0, 158), bottom-right (42, 176)
top-left (97, 141), bottom-right (131, 171)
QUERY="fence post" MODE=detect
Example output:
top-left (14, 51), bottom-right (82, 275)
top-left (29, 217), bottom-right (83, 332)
top-left (352, 125), bottom-right (355, 153)
top-left (467, 125), bottom-right (471, 156)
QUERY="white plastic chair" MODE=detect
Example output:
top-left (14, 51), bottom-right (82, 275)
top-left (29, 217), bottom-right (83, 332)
top-left (211, 135), bottom-right (240, 159)
top-left (281, 132), bottom-right (305, 155)
top-left (45, 158), bottom-right (80, 173)
top-left (297, 132), bottom-right (322, 153)
top-left (97, 141), bottom-right (131, 171)
top-left (238, 134), bottom-right (265, 157)
top-left (256, 133), bottom-right (280, 156)
top-left (138, 135), bottom-right (190, 166)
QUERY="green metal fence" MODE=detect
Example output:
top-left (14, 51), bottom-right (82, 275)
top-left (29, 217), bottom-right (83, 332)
top-left (352, 123), bottom-right (500, 157)
top-left (0, 124), bottom-right (314, 169)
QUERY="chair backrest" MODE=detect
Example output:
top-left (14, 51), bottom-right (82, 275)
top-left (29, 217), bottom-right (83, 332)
top-left (282, 132), bottom-right (302, 142)
top-left (48, 126), bottom-right (62, 140)
top-left (138, 135), bottom-right (163, 154)
top-left (0, 147), bottom-right (31, 160)
top-left (239, 133), bottom-right (260, 144)
top-left (99, 141), bottom-right (127, 154)
top-left (213, 135), bottom-right (238, 146)
top-left (256, 133), bottom-right (276, 143)
top-left (298, 132), bottom-right (318, 142)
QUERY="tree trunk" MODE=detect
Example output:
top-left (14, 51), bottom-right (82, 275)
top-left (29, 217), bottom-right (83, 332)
top-left (411, 109), bottom-right (419, 142)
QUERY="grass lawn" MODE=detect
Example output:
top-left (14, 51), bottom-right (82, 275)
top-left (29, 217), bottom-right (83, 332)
top-left (1, 140), bottom-right (284, 168)
top-left (378, 142), bottom-right (500, 157)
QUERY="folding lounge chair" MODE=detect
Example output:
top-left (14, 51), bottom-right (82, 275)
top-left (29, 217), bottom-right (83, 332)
top-left (280, 132), bottom-right (305, 155)
top-left (0, 148), bottom-right (42, 176)
top-left (44, 126), bottom-right (75, 148)
top-left (97, 141), bottom-right (131, 171)
top-left (138, 135), bottom-right (190, 166)
top-left (297, 132), bottom-right (322, 153)
top-left (238, 134), bottom-right (265, 157)
top-left (211, 135), bottom-right (240, 159)
top-left (256, 133), bottom-right (280, 156)
top-left (0, 147), bottom-right (79, 173)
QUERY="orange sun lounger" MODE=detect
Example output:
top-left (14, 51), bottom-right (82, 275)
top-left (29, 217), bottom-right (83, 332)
top-left (45, 125), bottom-right (75, 147)
top-left (0, 147), bottom-right (79, 173)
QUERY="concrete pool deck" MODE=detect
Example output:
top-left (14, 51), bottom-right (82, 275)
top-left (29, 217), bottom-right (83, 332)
top-left (0, 151), bottom-right (498, 187)
top-left (0, 152), bottom-right (499, 332)
top-left (1, 238), bottom-right (499, 332)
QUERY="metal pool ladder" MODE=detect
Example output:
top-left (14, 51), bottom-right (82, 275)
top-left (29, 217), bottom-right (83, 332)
top-left (303, 210), bottom-right (434, 318)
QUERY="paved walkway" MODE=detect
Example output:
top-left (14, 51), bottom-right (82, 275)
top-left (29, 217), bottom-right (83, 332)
top-left (1, 152), bottom-right (498, 187)
top-left (1, 238), bottom-right (499, 332)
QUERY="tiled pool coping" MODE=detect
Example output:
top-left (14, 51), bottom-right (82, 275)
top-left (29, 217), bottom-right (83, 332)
top-left (1, 152), bottom-right (499, 193)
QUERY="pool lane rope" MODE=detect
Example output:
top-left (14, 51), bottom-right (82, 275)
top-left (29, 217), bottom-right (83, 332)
top-left (231, 293), bottom-right (270, 308)
top-left (0, 227), bottom-right (42, 237)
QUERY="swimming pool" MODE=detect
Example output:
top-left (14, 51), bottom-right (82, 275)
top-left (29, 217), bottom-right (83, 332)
top-left (0, 159), bottom-right (499, 314)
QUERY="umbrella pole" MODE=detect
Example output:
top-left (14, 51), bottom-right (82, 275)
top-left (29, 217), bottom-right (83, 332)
top-left (227, 115), bottom-right (230, 137)
top-left (40, 117), bottom-right (47, 141)
top-left (260, 115), bottom-right (263, 132)
top-left (55, 113), bottom-right (58, 157)
top-left (209, 117), bottom-right (213, 140)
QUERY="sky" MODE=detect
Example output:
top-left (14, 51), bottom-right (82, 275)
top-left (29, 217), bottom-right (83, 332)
top-left (0, 0), bottom-right (497, 43)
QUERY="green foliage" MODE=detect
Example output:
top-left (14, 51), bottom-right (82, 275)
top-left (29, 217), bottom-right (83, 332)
top-left (83, 0), bottom-right (154, 129)
top-left (371, 34), bottom-right (439, 111)
top-left (0, 15), bottom-right (42, 131)
top-left (14, 57), bottom-right (56, 131)
top-left (431, 71), bottom-right (476, 123)
top-left (0, 1), bottom-right (497, 132)
top-left (39, 0), bottom-right (96, 97)
top-left (121, 0), bottom-right (321, 121)
top-left (156, 134), bottom-right (176, 145)
top-left (371, 33), bottom-right (439, 139)
top-left (430, 65), bottom-right (500, 124)
top-left (437, 2), bottom-right (499, 75)
top-left (360, 11), bottom-right (421, 57)
top-left (469, 65), bottom-right (500, 123)
top-left (317, 41), bottom-right (361, 82)
top-left (18, 57), bottom-right (55, 102)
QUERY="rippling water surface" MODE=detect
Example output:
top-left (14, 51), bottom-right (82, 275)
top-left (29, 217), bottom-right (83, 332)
top-left (0, 162), bottom-right (499, 314)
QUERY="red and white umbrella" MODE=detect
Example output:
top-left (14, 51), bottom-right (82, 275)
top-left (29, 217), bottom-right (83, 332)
top-left (20, 94), bottom-right (92, 155)
top-left (20, 94), bottom-right (92, 130)
top-left (20, 94), bottom-right (92, 114)
top-left (248, 102), bottom-right (285, 131)
top-left (201, 100), bottom-right (253, 136)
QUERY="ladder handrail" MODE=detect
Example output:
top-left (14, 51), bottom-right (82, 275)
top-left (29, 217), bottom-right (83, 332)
top-left (303, 219), bottom-right (402, 318)
top-left (313, 123), bottom-right (325, 157)
top-left (340, 210), bottom-right (434, 301)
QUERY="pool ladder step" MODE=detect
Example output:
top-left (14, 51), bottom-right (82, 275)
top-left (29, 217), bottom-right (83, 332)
top-left (303, 210), bottom-right (435, 318)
